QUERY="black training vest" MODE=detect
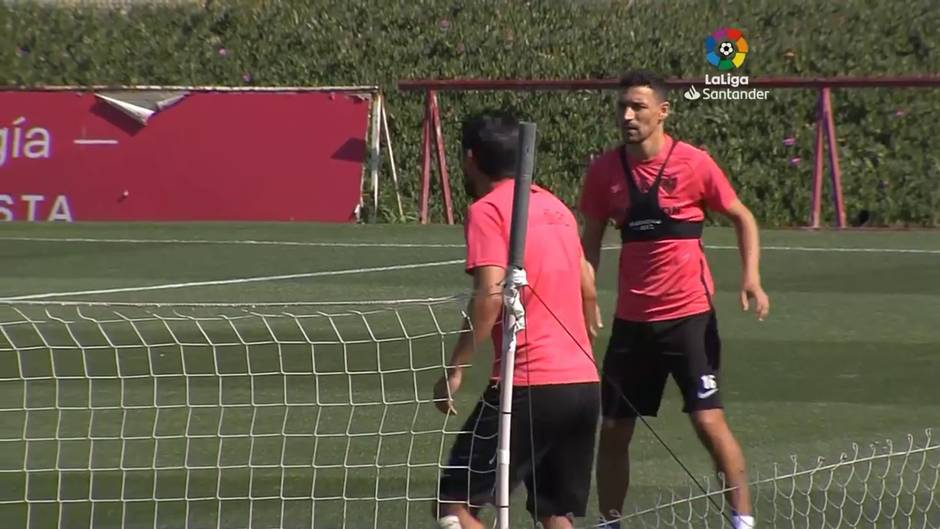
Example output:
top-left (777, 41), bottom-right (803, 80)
top-left (618, 140), bottom-right (704, 243)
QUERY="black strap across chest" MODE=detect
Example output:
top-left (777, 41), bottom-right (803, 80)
top-left (617, 140), bottom-right (704, 243)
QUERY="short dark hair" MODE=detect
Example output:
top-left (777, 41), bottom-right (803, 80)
top-left (460, 110), bottom-right (520, 179)
top-left (619, 69), bottom-right (669, 101)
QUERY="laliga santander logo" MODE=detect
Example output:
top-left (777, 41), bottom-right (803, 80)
top-left (705, 27), bottom-right (748, 70)
top-left (684, 27), bottom-right (769, 102)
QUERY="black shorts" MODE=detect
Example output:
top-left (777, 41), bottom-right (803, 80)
top-left (601, 310), bottom-right (722, 418)
top-left (438, 382), bottom-right (600, 518)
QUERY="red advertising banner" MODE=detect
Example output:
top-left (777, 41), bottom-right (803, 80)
top-left (0, 89), bottom-right (371, 222)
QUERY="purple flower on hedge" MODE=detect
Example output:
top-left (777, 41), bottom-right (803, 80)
top-left (16, 46), bottom-right (28, 57)
top-left (242, 72), bottom-right (253, 83)
top-left (789, 157), bottom-right (801, 166)
top-left (439, 19), bottom-right (450, 31)
top-left (893, 109), bottom-right (906, 118)
top-left (783, 137), bottom-right (796, 146)
top-left (218, 47), bottom-right (228, 57)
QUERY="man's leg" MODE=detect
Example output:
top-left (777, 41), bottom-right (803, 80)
top-left (435, 387), bottom-right (501, 529)
top-left (434, 503), bottom-right (485, 529)
top-left (526, 383), bottom-right (601, 529)
top-left (690, 409), bottom-right (753, 527)
top-left (596, 417), bottom-right (637, 525)
top-left (537, 514), bottom-right (575, 529)
top-left (596, 319), bottom-right (665, 528)
top-left (668, 311), bottom-right (754, 528)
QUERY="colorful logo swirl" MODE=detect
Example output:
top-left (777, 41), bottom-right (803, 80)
top-left (705, 28), bottom-right (748, 70)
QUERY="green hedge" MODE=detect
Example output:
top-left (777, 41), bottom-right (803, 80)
top-left (3, 0), bottom-right (939, 226)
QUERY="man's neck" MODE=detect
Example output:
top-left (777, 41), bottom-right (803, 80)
top-left (624, 130), bottom-right (667, 161)
top-left (474, 175), bottom-right (513, 198)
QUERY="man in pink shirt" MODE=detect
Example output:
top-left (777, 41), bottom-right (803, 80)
top-left (580, 71), bottom-right (770, 529)
top-left (433, 111), bottom-right (601, 529)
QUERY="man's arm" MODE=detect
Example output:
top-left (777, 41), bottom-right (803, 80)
top-left (580, 254), bottom-right (602, 341)
top-left (581, 216), bottom-right (607, 273)
top-left (433, 265), bottom-right (504, 414)
top-left (580, 216), bottom-right (606, 342)
top-left (721, 200), bottom-right (770, 320)
top-left (447, 265), bottom-right (505, 373)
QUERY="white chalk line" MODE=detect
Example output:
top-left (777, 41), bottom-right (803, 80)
top-left (703, 244), bottom-right (940, 255)
top-left (0, 236), bottom-right (464, 248)
top-left (2, 236), bottom-right (940, 254)
top-left (0, 296), bottom-right (465, 308)
top-left (2, 235), bottom-right (937, 302)
top-left (0, 258), bottom-right (464, 301)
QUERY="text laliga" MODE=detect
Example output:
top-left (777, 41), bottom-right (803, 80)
top-left (0, 194), bottom-right (73, 221)
top-left (704, 74), bottom-right (749, 88)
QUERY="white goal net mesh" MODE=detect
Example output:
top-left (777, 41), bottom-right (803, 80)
top-left (614, 430), bottom-right (939, 529)
top-left (0, 299), bottom-right (476, 529)
top-left (1, 300), bottom-right (936, 529)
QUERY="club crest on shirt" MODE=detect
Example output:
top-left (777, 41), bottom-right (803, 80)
top-left (661, 174), bottom-right (678, 194)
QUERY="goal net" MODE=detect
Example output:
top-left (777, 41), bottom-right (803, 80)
top-left (0, 298), bottom-right (477, 529)
top-left (615, 430), bottom-right (939, 529)
top-left (1, 302), bottom-right (938, 529)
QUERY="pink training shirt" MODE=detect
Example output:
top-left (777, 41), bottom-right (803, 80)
top-left (465, 179), bottom-right (599, 386)
top-left (579, 135), bottom-right (739, 322)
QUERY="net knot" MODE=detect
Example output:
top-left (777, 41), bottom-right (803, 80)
top-left (503, 267), bottom-right (528, 332)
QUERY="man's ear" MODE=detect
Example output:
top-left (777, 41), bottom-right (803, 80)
top-left (462, 148), bottom-right (476, 168)
top-left (659, 101), bottom-right (671, 122)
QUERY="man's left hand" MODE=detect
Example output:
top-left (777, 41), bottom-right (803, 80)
top-left (740, 277), bottom-right (770, 321)
top-left (433, 369), bottom-right (463, 415)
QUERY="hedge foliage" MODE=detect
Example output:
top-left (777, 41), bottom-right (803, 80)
top-left (3, 0), bottom-right (939, 225)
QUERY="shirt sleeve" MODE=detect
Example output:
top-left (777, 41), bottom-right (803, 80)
top-left (464, 201), bottom-right (507, 274)
top-left (701, 154), bottom-right (739, 212)
top-left (578, 159), bottom-right (611, 222)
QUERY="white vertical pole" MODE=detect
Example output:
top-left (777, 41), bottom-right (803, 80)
top-left (368, 93), bottom-right (383, 222)
top-left (380, 99), bottom-right (404, 219)
top-left (496, 121), bottom-right (537, 529)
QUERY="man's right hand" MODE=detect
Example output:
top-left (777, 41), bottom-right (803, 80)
top-left (584, 301), bottom-right (603, 342)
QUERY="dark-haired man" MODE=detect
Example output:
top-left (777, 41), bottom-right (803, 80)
top-left (580, 70), bottom-right (769, 529)
top-left (433, 111), bottom-right (602, 529)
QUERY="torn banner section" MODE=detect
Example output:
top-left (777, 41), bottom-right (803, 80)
top-left (94, 91), bottom-right (188, 126)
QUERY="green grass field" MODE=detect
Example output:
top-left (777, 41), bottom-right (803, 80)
top-left (1, 222), bottom-right (939, 529)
